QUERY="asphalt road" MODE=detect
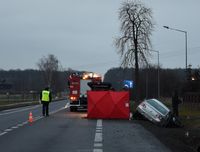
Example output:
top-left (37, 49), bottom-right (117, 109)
top-left (0, 100), bottom-right (171, 152)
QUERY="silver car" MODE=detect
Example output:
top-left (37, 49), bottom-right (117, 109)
top-left (136, 98), bottom-right (171, 126)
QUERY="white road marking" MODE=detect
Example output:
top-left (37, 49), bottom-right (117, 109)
top-left (5, 129), bottom-right (12, 132)
top-left (64, 102), bottom-right (70, 109)
top-left (93, 149), bottom-right (103, 152)
top-left (0, 105), bottom-right (40, 116)
top-left (3, 109), bottom-right (17, 112)
top-left (97, 119), bottom-right (102, 127)
top-left (0, 100), bottom-right (69, 116)
top-left (96, 127), bottom-right (102, 130)
top-left (93, 119), bottom-right (103, 152)
top-left (94, 143), bottom-right (103, 147)
top-left (17, 124), bottom-right (24, 127)
top-left (94, 133), bottom-right (102, 142)
top-left (34, 117), bottom-right (42, 121)
top-left (2, 105), bottom-right (39, 112)
top-left (22, 121), bottom-right (28, 125)
top-left (0, 101), bottom-right (70, 137)
top-left (0, 132), bottom-right (7, 136)
top-left (50, 107), bottom-right (66, 115)
top-left (0, 104), bottom-right (69, 137)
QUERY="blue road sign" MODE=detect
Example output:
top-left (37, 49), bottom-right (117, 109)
top-left (123, 80), bottom-right (134, 89)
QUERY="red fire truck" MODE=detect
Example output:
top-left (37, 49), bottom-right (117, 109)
top-left (68, 72), bottom-right (102, 111)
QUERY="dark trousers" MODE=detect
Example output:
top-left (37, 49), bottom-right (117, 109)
top-left (42, 102), bottom-right (49, 116)
top-left (172, 104), bottom-right (179, 117)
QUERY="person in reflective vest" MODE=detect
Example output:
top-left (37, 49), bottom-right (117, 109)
top-left (40, 87), bottom-right (52, 116)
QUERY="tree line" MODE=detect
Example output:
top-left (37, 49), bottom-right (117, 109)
top-left (104, 67), bottom-right (200, 100)
top-left (0, 69), bottom-right (70, 94)
top-left (0, 66), bottom-right (199, 100)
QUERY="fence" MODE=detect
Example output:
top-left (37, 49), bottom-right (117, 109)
top-left (0, 93), bottom-right (40, 105)
top-left (183, 92), bottom-right (200, 103)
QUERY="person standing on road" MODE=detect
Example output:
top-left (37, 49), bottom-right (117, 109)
top-left (40, 87), bottom-right (52, 117)
top-left (172, 89), bottom-right (182, 117)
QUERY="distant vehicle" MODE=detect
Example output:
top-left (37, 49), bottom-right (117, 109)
top-left (68, 72), bottom-right (102, 112)
top-left (136, 98), bottom-right (171, 127)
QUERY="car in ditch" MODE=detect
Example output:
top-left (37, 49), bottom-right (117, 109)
top-left (136, 98), bottom-right (172, 127)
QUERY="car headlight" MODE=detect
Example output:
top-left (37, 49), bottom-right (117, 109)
top-left (156, 114), bottom-right (162, 120)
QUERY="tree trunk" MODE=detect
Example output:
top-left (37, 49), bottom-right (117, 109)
top-left (134, 39), bottom-right (140, 103)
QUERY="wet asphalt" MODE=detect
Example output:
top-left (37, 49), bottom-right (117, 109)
top-left (0, 100), bottom-right (171, 152)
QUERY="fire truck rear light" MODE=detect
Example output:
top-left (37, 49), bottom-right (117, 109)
top-left (70, 97), bottom-right (77, 101)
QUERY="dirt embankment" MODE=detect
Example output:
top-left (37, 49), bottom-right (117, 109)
top-left (137, 120), bottom-right (200, 152)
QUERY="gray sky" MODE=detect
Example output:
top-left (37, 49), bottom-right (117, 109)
top-left (0, 0), bottom-right (200, 76)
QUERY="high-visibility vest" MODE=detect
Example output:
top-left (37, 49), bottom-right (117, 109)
top-left (42, 90), bottom-right (50, 102)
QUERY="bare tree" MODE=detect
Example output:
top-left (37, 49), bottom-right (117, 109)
top-left (37, 54), bottom-right (60, 88)
top-left (115, 0), bottom-right (154, 102)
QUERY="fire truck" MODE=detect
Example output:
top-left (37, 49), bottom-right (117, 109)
top-left (68, 72), bottom-right (102, 112)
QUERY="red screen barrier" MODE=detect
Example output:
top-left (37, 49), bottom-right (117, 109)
top-left (87, 91), bottom-right (130, 119)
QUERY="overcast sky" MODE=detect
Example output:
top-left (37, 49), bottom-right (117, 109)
top-left (0, 0), bottom-right (199, 76)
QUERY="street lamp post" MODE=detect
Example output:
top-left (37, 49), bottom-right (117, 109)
top-left (163, 26), bottom-right (188, 69)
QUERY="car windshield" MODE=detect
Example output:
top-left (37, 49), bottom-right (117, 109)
top-left (146, 99), bottom-right (168, 115)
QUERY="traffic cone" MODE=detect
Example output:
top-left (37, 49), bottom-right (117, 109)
top-left (28, 112), bottom-right (33, 123)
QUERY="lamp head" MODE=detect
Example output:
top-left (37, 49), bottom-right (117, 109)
top-left (163, 26), bottom-right (169, 29)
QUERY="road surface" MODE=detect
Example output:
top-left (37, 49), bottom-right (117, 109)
top-left (0, 100), bottom-right (171, 152)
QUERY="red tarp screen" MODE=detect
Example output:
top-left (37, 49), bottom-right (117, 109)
top-left (87, 91), bottom-right (130, 119)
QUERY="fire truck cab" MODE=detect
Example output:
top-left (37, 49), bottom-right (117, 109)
top-left (68, 72), bottom-right (101, 112)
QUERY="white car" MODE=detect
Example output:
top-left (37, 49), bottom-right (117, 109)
top-left (136, 98), bottom-right (171, 126)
